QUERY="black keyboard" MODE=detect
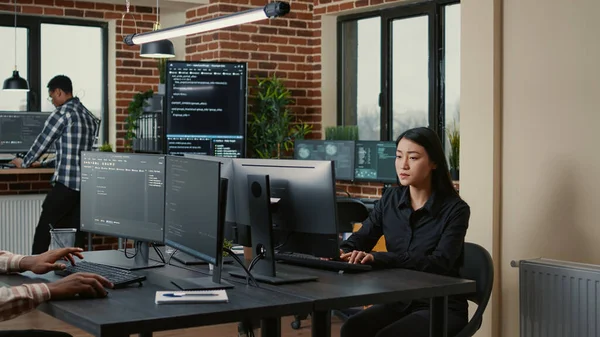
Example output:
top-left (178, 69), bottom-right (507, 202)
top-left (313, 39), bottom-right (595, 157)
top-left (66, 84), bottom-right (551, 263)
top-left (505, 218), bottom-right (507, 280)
top-left (54, 261), bottom-right (146, 288)
top-left (275, 253), bottom-right (372, 272)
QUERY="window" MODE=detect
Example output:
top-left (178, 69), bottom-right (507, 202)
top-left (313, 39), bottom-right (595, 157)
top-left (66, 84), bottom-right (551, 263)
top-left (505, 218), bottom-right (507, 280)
top-left (338, 0), bottom-right (460, 145)
top-left (0, 27), bottom-right (28, 111)
top-left (0, 15), bottom-right (108, 144)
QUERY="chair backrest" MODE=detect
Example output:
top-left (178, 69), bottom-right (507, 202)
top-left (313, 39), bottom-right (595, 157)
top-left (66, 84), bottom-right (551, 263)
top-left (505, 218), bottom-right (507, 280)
top-left (455, 242), bottom-right (494, 337)
top-left (336, 198), bottom-right (370, 233)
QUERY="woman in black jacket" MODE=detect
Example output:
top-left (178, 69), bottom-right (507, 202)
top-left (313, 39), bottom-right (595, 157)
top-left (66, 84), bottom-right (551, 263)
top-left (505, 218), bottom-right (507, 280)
top-left (339, 127), bottom-right (469, 337)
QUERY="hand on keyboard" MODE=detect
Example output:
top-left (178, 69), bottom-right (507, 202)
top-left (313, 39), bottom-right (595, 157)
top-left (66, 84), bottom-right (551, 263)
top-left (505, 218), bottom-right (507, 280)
top-left (54, 261), bottom-right (147, 289)
top-left (340, 250), bottom-right (374, 265)
top-left (20, 247), bottom-right (85, 275)
top-left (47, 272), bottom-right (113, 299)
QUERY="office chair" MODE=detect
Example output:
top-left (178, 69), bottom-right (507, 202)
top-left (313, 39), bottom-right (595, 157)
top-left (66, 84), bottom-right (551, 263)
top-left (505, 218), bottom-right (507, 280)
top-left (290, 198), bottom-right (370, 330)
top-left (335, 198), bottom-right (370, 233)
top-left (306, 242), bottom-right (495, 336)
top-left (454, 242), bottom-right (494, 337)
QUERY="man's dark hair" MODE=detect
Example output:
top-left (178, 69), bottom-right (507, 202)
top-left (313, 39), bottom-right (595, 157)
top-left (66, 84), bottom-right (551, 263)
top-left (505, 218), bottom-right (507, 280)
top-left (47, 75), bottom-right (73, 94)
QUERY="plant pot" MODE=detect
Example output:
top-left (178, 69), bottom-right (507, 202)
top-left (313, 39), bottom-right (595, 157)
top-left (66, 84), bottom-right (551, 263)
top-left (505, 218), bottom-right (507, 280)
top-left (450, 168), bottom-right (459, 181)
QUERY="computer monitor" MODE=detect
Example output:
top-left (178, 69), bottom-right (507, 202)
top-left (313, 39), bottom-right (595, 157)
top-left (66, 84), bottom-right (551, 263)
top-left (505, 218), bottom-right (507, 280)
top-left (229, 158), bottom-right (339, 284)
top-left (354, 141), bottom-right (398, 184)
top-left (164, 61), bottom-right (247, 158)
top-left (0, 111), bottom-right (51, 154)
top-left (183, 153), bottom-right (236, 241)
top-left (294, 140), bottom-right (355, 181)
top-left (80, 151), bottom-right (165, 270)
top-left (163, 155), bottom-right (234, 290)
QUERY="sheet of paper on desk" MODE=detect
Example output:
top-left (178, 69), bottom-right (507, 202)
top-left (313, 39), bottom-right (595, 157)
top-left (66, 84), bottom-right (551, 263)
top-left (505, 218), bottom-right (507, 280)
top-left (155, 290), bottom-right (229, 304)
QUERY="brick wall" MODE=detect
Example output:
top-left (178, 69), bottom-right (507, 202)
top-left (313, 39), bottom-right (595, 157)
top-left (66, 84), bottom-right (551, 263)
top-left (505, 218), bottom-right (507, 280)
top-left (0, 0), bottom-right (160, 152)
top-left (0, 172), bottom-right (53, 195)
top-left (185, 0), bottom-right (323, 138)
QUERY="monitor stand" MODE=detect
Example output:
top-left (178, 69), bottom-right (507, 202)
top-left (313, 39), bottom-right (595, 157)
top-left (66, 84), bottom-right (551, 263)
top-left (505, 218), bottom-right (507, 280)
top-left (91, 241), bottom-right (164, 271)
top-left (171, 250), bottom-right (234, 265)
top-left (228, 174), bottom-right (318, 285)
top-left (171, 276), bottom-right (234, 291)
top-left (171, 261), bottom-right (234, 291)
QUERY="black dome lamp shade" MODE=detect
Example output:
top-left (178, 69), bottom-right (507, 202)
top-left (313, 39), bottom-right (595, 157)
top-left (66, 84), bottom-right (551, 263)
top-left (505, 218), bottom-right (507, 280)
top-left (3, 0), bottom-right (29, 91)
top-left (140, 0), bottom-right (175, 59)
top-left (3, 70), bottom-right (29, 91)
top-left (140, 38), bottom-right (175, 58)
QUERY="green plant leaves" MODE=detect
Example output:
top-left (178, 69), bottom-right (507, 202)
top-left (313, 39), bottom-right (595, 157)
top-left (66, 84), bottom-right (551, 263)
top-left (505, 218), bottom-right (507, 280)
top-left (247, 74), bottom-right (312, 159)
top-left (124, 89), bottom-right (154, 151)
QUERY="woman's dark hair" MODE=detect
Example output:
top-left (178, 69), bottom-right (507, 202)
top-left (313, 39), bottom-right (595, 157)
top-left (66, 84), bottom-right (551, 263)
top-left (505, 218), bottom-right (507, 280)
top-left (395, 127), bottom-right (459, 198)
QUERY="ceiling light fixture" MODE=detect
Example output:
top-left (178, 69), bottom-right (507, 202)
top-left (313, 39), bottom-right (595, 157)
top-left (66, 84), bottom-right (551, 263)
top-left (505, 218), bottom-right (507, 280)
top-left (140, 0), bottom-right (175, 58)
top-left (3, 0), bottom-right (29, 91)
top-left (124, 1), bottom-right (290, 46)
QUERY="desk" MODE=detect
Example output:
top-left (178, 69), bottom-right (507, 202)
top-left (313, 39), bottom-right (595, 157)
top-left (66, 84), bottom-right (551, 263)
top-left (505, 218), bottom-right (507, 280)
top-left (0, 252), bottom-right (313, 337)
top-left (230, 263), bottom-right (474, 337)
top-left (171, 254), bottom-right (476, 337)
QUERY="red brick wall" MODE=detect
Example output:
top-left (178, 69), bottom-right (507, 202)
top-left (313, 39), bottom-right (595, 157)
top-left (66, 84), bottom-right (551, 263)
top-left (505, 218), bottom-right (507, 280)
top-left (185, 0), bottom-right (323, 139)
top-left (0, 172), bottom-right (52, 195)
top-left (0, 0), bottom-right (160, 152)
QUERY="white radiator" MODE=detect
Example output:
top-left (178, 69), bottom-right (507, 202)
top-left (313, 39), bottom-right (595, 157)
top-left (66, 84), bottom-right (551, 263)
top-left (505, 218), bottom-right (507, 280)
top-left (0, 195), bottom-right (45, 255)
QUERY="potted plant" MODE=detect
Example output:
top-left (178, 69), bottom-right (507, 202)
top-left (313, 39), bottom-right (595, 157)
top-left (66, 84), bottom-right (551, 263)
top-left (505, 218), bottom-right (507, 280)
top-left (447, 119), bottom-right (460, 180)
top-left (325, 125), bottom-right (359, 140)
top-left (98, 142), bottom-right (113, 152)
top-left (247, 74), bottom-right (312, 158)
top-left (124, 90), bottom-right (154, 152)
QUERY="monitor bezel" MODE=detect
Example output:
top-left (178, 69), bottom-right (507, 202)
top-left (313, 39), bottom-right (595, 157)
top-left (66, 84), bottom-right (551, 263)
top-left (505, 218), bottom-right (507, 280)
top-left (293, 139), bottom-right (356, 181)
top-left (79, 151), bottom-right (166, 244)
top-left (163, 60), bottom-right (248, 158)
top-left (353, 140), bottom-right (398, 184)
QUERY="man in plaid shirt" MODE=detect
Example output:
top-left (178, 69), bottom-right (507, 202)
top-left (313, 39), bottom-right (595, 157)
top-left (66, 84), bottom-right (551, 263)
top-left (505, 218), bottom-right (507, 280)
top-left (0, 247), bottom-right (111, 337)
top-left (11, 75), bottom-right (100, 254)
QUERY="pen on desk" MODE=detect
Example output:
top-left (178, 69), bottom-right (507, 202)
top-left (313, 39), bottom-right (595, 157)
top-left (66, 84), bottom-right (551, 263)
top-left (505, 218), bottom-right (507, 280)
top-left (163, 292), bottom-right (218, 297)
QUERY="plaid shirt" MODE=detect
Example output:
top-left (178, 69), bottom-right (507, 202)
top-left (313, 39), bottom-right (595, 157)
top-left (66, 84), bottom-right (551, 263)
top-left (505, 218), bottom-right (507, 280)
top-left (0, 251), bottom-right (50, 322)
top-left (22, 97), bottom-right (100, 191)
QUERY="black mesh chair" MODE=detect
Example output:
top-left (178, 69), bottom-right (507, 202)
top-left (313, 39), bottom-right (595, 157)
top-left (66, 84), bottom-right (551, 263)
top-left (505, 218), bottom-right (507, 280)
top-left (291, 198), bottom-right (370, 329)
top-left (454, 242), bottom-right (494, 337)
top-left (335, 198), bottom-right (371, 233)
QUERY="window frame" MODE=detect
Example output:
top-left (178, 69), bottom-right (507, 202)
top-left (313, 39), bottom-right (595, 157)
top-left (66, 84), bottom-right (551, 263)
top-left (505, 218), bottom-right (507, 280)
top-left (0, 14), bottom-right (109, 142)
top-left (336, 0), bottom-right (460, 143)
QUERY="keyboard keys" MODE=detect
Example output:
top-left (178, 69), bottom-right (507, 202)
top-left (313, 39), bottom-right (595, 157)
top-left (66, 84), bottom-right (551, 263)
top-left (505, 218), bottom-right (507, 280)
top-left (54, 261), bottom-right (146, 288)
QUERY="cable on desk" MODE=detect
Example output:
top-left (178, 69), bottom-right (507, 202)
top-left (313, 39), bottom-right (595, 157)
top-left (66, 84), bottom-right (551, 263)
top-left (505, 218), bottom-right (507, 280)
top-left (223, 247), bottom-right (259, 287)
top-left (153, 244), bottom-right (165, 263)
top-left (247, 254), bottom-right (263, 273)
top-left (123, 239), bottom-right (139, 259)
top-left (166, 248), bottom-right (179, 266)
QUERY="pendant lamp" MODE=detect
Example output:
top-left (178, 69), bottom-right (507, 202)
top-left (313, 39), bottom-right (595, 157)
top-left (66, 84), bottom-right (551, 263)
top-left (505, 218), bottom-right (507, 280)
top-left (3, 0), bottom-right (29, 91)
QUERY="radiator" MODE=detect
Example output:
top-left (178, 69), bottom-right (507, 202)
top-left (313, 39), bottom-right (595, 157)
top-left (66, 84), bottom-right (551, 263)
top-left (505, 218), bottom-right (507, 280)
top-left (517, 258), bottom-right (600, 337)
top-left (0, 195), bottom-right (45, 255)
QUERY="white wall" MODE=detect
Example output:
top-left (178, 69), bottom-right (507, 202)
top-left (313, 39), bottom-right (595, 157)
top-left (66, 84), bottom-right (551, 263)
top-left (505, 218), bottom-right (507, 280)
top-left (501, 0), bottom-right (600, 336)
top-left (459, 0), bottom-right (502, 336)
